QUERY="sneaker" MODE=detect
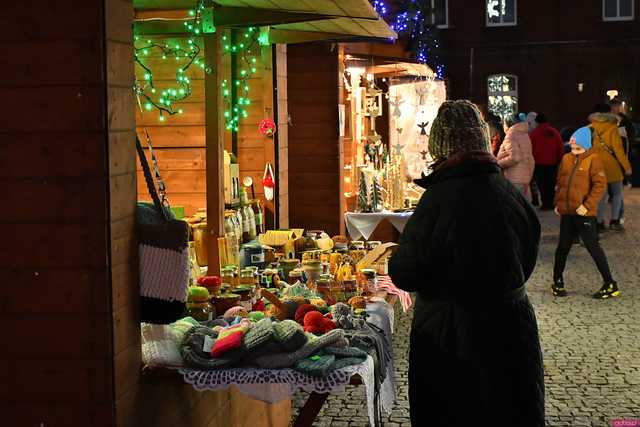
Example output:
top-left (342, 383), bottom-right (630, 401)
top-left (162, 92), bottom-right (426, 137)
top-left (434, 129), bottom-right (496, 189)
top-left (597, 222), bottom-right (607, 233)
top-left (609, 221), bottom-right (625, 233)
top-left (592, 282), bottom-right (621, 299)
top-left (551, 279), bottom-right (568, 297)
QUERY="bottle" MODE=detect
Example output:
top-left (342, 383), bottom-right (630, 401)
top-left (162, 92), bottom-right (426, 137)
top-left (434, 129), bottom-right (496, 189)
top-left (240, 207), bottom-right (251, 243)
top-left (252, 199), bottom-right (265, 235)
top-left (244, 205), bottom-right (257, 241)
top-left (239, 186), bottom-right (248, 206)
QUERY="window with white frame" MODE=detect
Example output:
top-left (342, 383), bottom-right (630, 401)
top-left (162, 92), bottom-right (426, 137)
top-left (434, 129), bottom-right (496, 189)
top-left (603, 0), bottom-right (634, 21)
top-left (487, 74), bottom-right (518, 120)
top-left (432, 0), bottom-right (449, 28)
top-left (486, 0), bottom-right (517, 26)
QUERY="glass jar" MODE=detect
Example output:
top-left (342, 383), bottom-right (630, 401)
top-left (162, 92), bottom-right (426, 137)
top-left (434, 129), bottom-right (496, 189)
top-left (221, 266), bottom-right (239, 288)
top-left (192, 222), bottom-right (209, 267)
top-left (186, 301), bottom-right (214, 322)
top-left (240, 268), bottom-right (255, 286)
top-left (288, 269), bottom-right (303, 286)
top-left (366, 241), bottom-right (382, 251)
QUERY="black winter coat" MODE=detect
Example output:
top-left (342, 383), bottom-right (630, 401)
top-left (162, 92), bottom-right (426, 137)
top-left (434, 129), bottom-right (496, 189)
top-left (389, 151), bottom-right (544, 427)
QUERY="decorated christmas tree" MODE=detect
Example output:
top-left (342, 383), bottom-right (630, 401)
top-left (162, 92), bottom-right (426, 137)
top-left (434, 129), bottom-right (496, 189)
top-left (358, 171), bottom-right (371, 213)
top-left (370, 175), bottom-right (383, 212)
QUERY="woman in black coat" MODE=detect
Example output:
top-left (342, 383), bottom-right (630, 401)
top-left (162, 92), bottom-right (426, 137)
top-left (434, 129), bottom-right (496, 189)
top-left (389, 100), bottom-right (545, 427)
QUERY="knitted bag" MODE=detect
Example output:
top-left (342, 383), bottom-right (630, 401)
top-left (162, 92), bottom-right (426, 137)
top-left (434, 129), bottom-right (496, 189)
top-left (136, 135), bottom-right (189, 324)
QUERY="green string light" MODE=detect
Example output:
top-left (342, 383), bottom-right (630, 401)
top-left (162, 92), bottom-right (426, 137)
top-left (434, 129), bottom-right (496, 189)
top-left (134, 0), bottom-right (212, 121)
top-left (222, 27), bottom-right (261, 132)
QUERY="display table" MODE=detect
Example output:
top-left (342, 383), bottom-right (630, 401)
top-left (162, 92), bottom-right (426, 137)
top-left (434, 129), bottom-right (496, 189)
top-left (178, 298), bottom-right (396, 427)
top-left (345, 211), bottom-right (413, 240)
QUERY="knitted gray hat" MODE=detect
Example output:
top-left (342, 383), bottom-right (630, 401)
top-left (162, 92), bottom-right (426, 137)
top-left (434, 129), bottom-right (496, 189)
top-left (428, 100), bottom-right (490, 160)
top-left (273, 320), bottom-right (308, 352)
top-left (253, 328), bottom-right (346, 369)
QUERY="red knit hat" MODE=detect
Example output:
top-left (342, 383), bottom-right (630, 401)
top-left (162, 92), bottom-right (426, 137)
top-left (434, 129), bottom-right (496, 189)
top-left (294, 304), bottom-right (318, 325)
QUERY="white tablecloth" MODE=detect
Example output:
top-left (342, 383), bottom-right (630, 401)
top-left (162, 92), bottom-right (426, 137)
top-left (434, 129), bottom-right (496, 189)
top-left (345, 211), bottom-right (413, 240)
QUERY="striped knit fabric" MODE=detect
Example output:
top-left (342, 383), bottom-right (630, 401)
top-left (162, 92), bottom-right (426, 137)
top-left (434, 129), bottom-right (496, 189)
top-left (377, 275), bottom-right (413, 312)
top-left (139, 244), bottom-right (189, 302)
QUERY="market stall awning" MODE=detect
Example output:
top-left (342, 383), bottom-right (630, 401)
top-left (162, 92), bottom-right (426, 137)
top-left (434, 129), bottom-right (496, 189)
top-left (134, 0), bottom-right (396, 42)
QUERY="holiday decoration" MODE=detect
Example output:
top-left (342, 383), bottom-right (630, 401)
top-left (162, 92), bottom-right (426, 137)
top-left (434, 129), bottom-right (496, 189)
top-left (263, 163), bottom-right (275, 201)
top-left (358, 171), bottom-right (371, 213)
top-left (389, 80), bottom-right (446, 180)
top-left (259, 118), bottom-right (277, 137)
top-left (370, 0), bottom-right (445, 79)
top-left (390, 97), bottom-right (404, 118)
top-left (370, 176), bottom-right (383, 213)
top-left (221, 27), bottom-right (262, 132)
top-left (364, 88), bottom-right (383, 117)
top-left (134, 0), bottom-right (211, 121)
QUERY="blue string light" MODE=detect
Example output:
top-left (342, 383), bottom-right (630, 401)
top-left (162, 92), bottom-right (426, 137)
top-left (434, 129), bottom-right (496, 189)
top-left (372, 0), bottom-right (445, 79)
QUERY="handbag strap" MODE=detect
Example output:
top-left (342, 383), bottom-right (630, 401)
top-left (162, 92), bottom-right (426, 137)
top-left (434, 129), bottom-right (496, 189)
top-left (136, 135), bottom-right (169, 221)
top-left (144, 131), bottom-right (167, 203)
top-left (594, 129), bottom-right (626, 169)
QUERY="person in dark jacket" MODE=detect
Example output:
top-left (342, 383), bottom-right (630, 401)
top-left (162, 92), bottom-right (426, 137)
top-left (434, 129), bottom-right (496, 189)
top-left (530, 113), bottom-right (565, 210)
top-left (389, 100), bottom-right (544, 427)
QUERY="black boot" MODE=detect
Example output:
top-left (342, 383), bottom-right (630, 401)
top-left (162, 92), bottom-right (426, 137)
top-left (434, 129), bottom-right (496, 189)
top-left (609, 220), bottom-right (625, 233)
top-left (551, 278), bottom-right (568, 297)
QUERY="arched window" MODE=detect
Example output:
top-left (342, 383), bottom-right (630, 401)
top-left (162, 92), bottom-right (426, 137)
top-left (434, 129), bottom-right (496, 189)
top-left (486, 0), bottom-right (517, 26)
top-left (487, 74), bottom-right (518, 120)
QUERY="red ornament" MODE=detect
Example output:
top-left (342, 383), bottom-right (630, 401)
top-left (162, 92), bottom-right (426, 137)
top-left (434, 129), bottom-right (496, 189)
top-left (259, 119), bottom-right (277, 137)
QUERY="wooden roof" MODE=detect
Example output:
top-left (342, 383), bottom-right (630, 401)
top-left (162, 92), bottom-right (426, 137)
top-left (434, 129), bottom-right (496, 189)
top-left (134, 0), bottom-right (396, 42)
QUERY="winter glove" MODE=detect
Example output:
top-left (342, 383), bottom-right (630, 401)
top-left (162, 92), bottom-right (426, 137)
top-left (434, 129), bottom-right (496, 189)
top-left (576, 205), bottom-right (588, 216)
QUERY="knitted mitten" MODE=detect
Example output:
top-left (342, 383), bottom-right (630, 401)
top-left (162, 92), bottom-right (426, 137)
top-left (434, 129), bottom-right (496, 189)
top-left (253, 328), bottom-right (345, 369)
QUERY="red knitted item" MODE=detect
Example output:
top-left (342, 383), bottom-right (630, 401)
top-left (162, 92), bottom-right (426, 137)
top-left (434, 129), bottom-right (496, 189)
top-left (294, 304), bottom-right (319, 325)
top-left (252, 299), bottom-right (266, 312)
top-left (211, 331), bottom-right (243, 357)
top-left (303, 311), bottom-right (336, 334)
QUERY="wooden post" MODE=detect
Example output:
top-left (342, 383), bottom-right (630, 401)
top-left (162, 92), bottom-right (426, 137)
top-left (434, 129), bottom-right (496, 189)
top-left (205, 32), bottom-right (225, 276)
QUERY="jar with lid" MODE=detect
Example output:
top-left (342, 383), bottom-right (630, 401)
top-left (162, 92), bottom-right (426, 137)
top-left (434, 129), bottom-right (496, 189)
top-left (287, 269), bottom-right (303, 286)
top-left (360, 268), bottom-right (378, 293)
top-left (366, 241), bottom-right (382, 251)
top-left (221, 266), bottom-right (239, 288)
top-left (186, 300), bottom-right (215, 322)
top-left (240, 268), bottom-right (255, 286)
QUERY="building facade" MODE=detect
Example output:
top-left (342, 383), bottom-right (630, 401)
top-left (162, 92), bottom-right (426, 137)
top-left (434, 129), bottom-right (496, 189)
top-left (436, 0), bottom-right (640, 128)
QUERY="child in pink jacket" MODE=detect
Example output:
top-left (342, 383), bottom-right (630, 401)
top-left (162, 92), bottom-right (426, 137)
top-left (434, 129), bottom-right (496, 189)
top-left (497, 115), bottom-right (536, 197)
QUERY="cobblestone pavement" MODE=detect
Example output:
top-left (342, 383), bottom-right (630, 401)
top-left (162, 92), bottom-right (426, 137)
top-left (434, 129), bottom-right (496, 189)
top-left (292, 189), bottom-right (640, 426)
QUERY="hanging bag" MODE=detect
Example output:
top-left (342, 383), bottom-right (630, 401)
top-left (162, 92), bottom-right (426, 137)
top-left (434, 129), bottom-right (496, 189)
top-left (136, 135), bottom-right (189, 324)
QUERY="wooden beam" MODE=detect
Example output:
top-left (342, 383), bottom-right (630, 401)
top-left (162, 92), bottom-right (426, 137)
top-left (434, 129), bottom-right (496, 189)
top-left (268, 29), bottom-right (360, 44)
top-left (204, 33), bottom-right (225, 276)
top-left (213, 6), bottom-right (334, 28)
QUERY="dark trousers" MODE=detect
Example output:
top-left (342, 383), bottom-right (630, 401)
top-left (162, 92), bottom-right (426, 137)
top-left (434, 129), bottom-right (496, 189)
top-left (554, 215), bottom-right (614, 283)
top-left (534, 165), bottom-right (557, 209)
